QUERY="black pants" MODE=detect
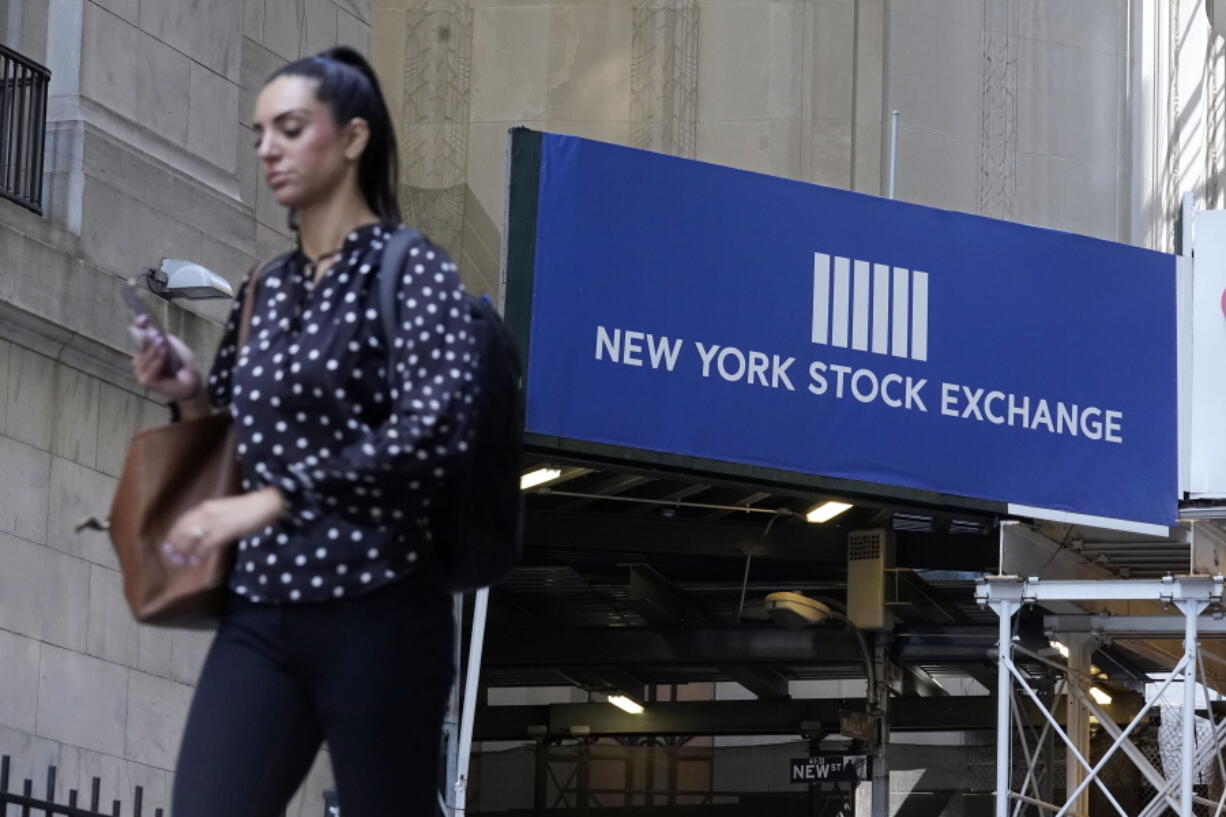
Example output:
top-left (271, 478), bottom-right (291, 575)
top-left (172, 574), bottom-right (455, 817)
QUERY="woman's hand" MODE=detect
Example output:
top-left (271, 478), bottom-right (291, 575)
top-left (131, 316), bottom-right (203, 402)
top-left (162, 488), bottom-right (286, 565)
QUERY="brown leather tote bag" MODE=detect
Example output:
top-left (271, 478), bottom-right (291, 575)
top-left (108, 267), bottom-right (261, 628)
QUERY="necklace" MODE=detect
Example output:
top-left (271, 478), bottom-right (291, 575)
top-left (302, 246), bottom-right (344, 282)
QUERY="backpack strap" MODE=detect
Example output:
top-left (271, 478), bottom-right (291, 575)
top-left (237, 252), bottom-right (291, 349)
top-left (378, 227), bottom-right (425, 365)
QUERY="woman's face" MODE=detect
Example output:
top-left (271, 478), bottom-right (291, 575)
top-left (253, 75), bottom-right (359, 210)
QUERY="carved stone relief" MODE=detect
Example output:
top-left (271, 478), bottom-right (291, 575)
top-left (630, 0), bottom-right (699, 158)
top-left (1165, 0), bottom-right (1181, 252)
top-left (799, 0), bottom-right (857, 189)
top-left (978, 0), bottom-right (1017, 221)
top-left (399, 0), bottom-right (472, 255)
top-left (1204, 28), bottom-right (1225, 210)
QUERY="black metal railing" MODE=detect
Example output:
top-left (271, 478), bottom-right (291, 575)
top-left (0, 755), bottom-right (165, 817)
top-left (0, 43), bottom-right (50, 215)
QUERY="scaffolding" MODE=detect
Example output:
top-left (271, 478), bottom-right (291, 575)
top-left (979, 575), bottom-right (1226, 817)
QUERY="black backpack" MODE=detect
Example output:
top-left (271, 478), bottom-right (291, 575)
top-left (379, 227), bottom-right (524, 591)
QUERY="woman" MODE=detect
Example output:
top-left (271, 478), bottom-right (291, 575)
top-left (131, 47), bottom-right (471, 816)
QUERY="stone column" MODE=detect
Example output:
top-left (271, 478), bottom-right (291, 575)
top-left (630, 0), bottom-right (698, 159)
top-left (790, 0), bottom-right (885, 194)
top-left (978, 0), bottom-right (1018, 221)
top-left (397, 0), bottom-right (473, 258)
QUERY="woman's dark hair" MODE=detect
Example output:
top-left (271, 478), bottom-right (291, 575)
top-left (267, 47), bottom-right (401, 228)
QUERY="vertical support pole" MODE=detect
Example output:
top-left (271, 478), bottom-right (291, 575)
top-left (995, 599), bottom-right (1013, 817)
top-left (1065, 635), bottom-right (1094, 817)
top-left (667, 746), bottom-right (678, 807)
top-left (455, 587), bottom-right (491, 816)
top-left (892, 109), bottom-right (902, 198)
top-left (443, 592), bottom-right (465, 813)
top-left (1179, 600), bottom-right (1203, 817)
top-left (1039, 678), bottom-right (1056, 806)
top-left (577, 742), bottom-right (590, 817)
top-left (888, 111), bottom-right (900, 199)
top-left (645, 739), bottom-right (655, 807)
top-left (809, 731), bottom-right (822, 816)
top-left (855, 775), bottom-right (872, 816)
top-left (533, 740), bottom-right (547, 817)
top-left (872, 634), bottom-right (890, 817)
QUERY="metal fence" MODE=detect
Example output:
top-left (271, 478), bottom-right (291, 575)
top-left (0, 755), bottom-right (164, 817)
top-left (0, 43), bottom-right (50, 215)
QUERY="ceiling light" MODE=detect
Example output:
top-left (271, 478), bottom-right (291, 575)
top-left (1089, 686), bottom-right (1112, 705)
top-left (1050, 640), bottom-right (1069, 659)
top-left (607, 695), bottom-right (645, 715)
top-left (521, 467), bottom-right (562, 490)
top-left (806, 501), bottom-right (853, 523)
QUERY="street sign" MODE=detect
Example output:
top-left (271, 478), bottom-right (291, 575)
top-left (790, 755), bottom-right (871, 784)
top-left (839, 709), bottom-right (878, 746)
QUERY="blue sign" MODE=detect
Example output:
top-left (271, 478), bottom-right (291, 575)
top-left (520, 133), bottom-right (1178, 526)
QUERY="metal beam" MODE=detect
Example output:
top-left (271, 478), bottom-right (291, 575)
top-left (623, 564), bottom-right (792, 699)
top-left (895, 663), bottom-right (948, 697)
top-left (895, 572), bottom-right (971, 625)
top-left (473, 695), bottom-right (1140, 741)
top-left (490, 589), bottom-right (556, 627)
top-left (554, 474), bottom-right (654, 513)
top-left (492, 591), bottom-right (653, 700)
top-left (722, 666), bottom-right (790, 700)
top-left (894, 573), bottom-right (997, 692)
top-left (624, 564), bottom-right (714, 627)
top-left (524, 511), bottom-right (996, 569)
top-left (1045, 613), bottom-right (1226, 637)
top-left (977, 575), bottom-right (1223, 604)
top-left (484, 625), bottom-right (999, 667)
top-left (703, 491), bottom-right (772, 521)
top-left (624, 483), bottom-right (711, 517)
top-left (1094, 644), bottom-right (1160, 690)
top-left (555, 666), bottom-right (645, 704)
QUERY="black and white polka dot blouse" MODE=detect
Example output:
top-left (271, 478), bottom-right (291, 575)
top-left (206, 222), bottom-right (477, 603)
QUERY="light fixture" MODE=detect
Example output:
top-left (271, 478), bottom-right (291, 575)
top-left (607, 694), bottom-right (645, 715)
top-left (1050, 640), bottom-right (1070, 659)
top-left (1089, 686), bottom-right (1113, 705)
top-left (806, 500), bottom-right (853, 523)
top-left (146, 259), bottom-right (235, 300)
top-left (521, 467), bottom-right (562, 490)
top-left (764, 591), bottom-right (833, 627)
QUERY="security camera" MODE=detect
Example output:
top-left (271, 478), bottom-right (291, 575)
top-left (146, 259), bottom-right (235, 300)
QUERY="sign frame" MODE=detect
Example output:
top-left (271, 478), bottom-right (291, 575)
top-left (502, 128), bottom-right (1176, 533)
top-left (789, 755), bottom-right (872, 784)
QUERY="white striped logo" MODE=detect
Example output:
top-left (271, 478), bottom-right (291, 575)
top-left (810, 253), bottom-right (929, 362)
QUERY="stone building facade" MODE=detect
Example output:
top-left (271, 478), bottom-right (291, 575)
top-left (0, 0), bottom-right (1221, 813)
top-left (0, 0), bottom-right (372, 813)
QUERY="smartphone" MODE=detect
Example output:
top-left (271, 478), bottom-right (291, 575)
top-left (123, 279), bottom-right (181, 376)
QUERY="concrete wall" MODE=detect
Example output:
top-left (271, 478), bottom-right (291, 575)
top-left (0, 0), bottom-right (375, 811)
top-left (370, 0), bottom-right (1224, 267)
top-left (372, 0), bottom-right (890, 298)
